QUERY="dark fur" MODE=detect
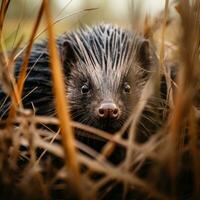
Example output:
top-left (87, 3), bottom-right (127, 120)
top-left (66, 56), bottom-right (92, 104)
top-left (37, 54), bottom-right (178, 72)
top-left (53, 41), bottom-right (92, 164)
top-left (0, 24), bottom-right (160, 135)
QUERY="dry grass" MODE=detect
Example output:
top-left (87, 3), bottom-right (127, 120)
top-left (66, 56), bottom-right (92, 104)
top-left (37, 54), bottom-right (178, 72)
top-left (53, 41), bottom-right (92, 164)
top-left (0, 0), bottom-right (200, 200)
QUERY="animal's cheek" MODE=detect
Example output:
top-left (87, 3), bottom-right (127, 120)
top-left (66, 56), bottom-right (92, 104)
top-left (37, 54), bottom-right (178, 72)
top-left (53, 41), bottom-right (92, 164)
top-left (89, 99), bottom-right (99, 116)
top-left (116, 93), bottom-right (126, 105)
top-left (66, 90), bottom-right (75, 104)
top-left (118, 96), bottom-right (134, 117)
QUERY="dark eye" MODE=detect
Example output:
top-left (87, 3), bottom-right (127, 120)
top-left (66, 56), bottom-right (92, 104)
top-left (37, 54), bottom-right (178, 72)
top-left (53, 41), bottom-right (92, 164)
top-left (123, 82), bottom-right (131, 93)
top-left (81, 84), bottom-right (90, 94)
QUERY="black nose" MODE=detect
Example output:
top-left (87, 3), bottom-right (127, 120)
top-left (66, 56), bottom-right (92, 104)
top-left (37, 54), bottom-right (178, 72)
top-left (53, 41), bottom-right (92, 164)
top-left (97, 102), bottom-right (120, 119)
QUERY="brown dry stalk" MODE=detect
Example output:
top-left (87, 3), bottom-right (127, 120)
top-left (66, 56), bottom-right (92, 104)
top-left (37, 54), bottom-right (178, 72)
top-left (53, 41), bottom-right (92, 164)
top-left (0, 0), bottom-right (10, 67)
top-left (168, 0), bottom-right (200, 190)
top-left (143, 15), bottom-right (152, 39)
top-left (16, 3), bottom-right (44, 96)
top-left (159, 0), bottom-right (169, 74)
top-left (77, 154), bottom-right (169, 200)
top-left (6, 2), bottom-right (44, 124)
top-left (189, 107), bottom-right (200, 196)
top-left (14, 7), bottom-right (98, 61)
top-left (43, 0), bottom-right (82, 197)
top-left (0, 37), bottom-right (23, 112)
top-left (0, 0), bottom-right (10, 40)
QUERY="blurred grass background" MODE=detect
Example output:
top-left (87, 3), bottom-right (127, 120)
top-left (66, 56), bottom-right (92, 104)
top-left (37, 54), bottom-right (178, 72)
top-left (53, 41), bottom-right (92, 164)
top-left (3, 0), bottom-right (176, 49)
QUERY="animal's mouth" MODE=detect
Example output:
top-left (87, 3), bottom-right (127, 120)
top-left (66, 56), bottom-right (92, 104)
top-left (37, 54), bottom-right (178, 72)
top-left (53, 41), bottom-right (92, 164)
top-left (96, 118), bottom-right (122, 133)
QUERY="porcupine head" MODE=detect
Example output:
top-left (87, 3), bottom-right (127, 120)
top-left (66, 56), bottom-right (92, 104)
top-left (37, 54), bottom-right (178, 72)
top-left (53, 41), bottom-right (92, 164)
top-left (61, 24), bottom-right (158, 134)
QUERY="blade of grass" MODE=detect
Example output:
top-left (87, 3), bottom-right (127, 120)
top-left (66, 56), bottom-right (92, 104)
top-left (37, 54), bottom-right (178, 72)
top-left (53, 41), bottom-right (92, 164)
top-left (168, 0), bottom-right (200, 195)
top-left (189, 107), bottom-right (200, 197)
top-left (159, 0), bottom-right (169, 75)
top-left (0, 0), bottom-right (10, 40)
top-left (43, 0), bottom-right (82, 197)
top-left (0, 0), bottom-right (10, 63)
top-left (6, 1), bottom-right (44, 123)
top-left (14, 7), bottom-right (98, 61)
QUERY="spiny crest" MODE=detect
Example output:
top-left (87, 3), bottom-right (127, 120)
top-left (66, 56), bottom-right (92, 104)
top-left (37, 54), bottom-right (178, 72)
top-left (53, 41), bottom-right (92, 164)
top-left (64, 24), bottom-right (144, 92)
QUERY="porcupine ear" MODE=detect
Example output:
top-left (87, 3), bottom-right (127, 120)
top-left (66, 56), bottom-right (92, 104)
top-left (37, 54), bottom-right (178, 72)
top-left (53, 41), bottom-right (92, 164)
top-left (137, 39), bottom-right (152, 69)
top-left (61, 40), bottom-right (77, 77)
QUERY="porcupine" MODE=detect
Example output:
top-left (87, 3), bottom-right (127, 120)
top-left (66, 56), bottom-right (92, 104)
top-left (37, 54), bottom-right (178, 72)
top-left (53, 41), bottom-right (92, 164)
top-left (0, 24), bottom-right (168, 199)
top-left (0, 24), bottom-right (164, 153)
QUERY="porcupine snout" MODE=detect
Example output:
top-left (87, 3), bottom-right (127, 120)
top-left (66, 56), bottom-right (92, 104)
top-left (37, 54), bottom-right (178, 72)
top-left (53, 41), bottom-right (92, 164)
top-left (97, 101), bottom-right (120, 119)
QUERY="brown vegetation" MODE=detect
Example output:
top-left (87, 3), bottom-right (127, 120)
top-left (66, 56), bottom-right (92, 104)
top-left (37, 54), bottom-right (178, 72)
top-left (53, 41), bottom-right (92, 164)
top-left (0, 0), bottom-right (199, 199)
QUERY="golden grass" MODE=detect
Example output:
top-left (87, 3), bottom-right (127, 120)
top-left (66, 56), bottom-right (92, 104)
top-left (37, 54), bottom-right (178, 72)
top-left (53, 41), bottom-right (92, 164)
top-left (0, 0), bottom-right (199, 200)
top-left (43, 0), bottom-right (81, 197)
top-left (6, 1), bottom-right (44, 124)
